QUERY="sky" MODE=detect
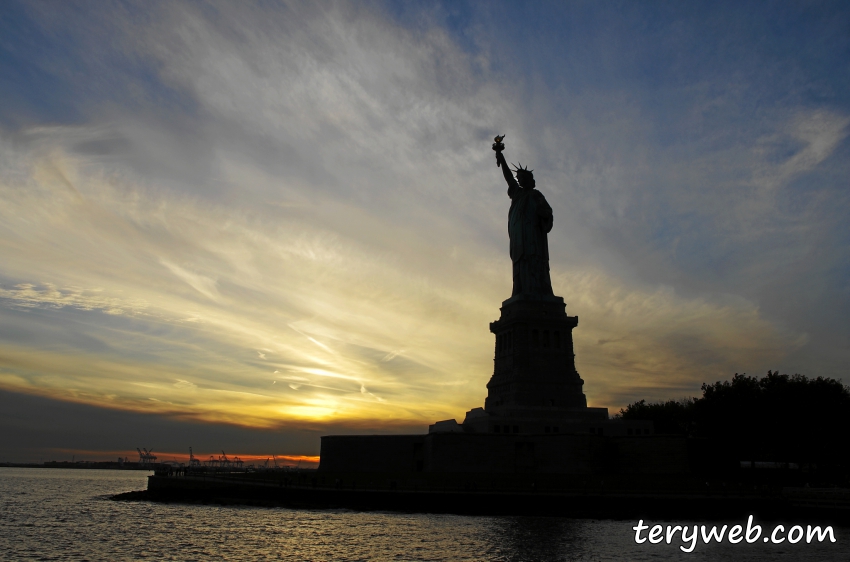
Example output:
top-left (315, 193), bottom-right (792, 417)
top-left (1, 0), bottom-right (848, 464)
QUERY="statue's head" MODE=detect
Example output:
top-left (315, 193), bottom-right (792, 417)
top-left (513, 163), bottom-right (535, 189)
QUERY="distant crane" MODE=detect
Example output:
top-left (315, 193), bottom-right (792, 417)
top-left (189, 447), bottom-right (201, 467)
top-left (137, 448), bottom-right (157, 465)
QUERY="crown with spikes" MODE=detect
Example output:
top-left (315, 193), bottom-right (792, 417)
top-left (511, 162), bottom-right (533, 175)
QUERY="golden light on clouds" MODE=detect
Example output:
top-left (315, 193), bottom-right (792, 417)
top-left (2, 1), bottom-right (841, 460)
top-left (0, 133), bottom-right (805, 429)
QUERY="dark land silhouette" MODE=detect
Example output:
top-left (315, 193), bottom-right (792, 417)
top-left (619, 371), bottom-right (850, 485)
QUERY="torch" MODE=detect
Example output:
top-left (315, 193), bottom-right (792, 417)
top-left (492, 134), bottom-right (505, 167)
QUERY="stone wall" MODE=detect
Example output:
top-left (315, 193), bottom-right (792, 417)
top-left (319, 433), bottom-right (689, 475)
top-left (318, 435), bottom-right (425, 473)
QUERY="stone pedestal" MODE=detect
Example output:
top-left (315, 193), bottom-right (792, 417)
top-left (461, 294), bottom-right (609, 434)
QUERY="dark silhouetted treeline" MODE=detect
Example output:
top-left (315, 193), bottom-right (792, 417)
top-left (618, 371), bottom-right (850, 472)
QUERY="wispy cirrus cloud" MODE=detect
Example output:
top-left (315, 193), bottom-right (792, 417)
top-left (0, 283), bottom-right (148, 315)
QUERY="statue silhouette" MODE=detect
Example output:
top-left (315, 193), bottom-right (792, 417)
top-left (493, 137), bottom-right (554, 298)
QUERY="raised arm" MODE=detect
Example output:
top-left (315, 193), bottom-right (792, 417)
top-left (493, 145), bottom-right (519, 197)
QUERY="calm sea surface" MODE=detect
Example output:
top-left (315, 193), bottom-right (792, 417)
top-left (1, 467), bottom-right (848, 561)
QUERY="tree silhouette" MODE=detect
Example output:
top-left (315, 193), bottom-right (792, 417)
top-left (618, 372), bottom-right (850, 471)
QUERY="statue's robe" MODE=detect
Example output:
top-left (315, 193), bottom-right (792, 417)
top-left (508, 185), bottom-right (554, 297)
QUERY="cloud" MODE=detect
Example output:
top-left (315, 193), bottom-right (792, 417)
top-left (0, 282), bottom-right (148, 316)
top-left (159, 260), bottom-right (221, 302)
top-left (556, 269), bottom-right (805, 406)
top-left (753, 109), bottom-right (850, 190)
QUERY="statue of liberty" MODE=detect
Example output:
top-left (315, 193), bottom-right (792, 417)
top-left (492, 135), bottom-right (554, 298)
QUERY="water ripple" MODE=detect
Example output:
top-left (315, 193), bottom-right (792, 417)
top-left (1, 468), bottom-right (847, 561)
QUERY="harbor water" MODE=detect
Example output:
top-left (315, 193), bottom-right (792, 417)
top-left (1, 467), bottom-right (848, 561)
